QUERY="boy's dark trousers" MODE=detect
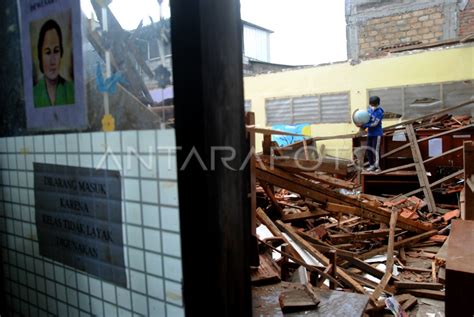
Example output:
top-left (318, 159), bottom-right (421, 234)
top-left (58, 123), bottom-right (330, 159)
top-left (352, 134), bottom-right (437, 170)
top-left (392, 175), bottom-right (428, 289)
top-left (367, 135), bottom-right (382, 168)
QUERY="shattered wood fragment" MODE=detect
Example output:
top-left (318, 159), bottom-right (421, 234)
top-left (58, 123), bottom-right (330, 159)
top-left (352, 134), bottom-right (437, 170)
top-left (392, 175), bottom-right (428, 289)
top-left (256, 166), bottom-right (431, 233)
top-left (257, 238), bottom-right (343, 288)
top-left (303, 283), bottom-right (321, 306)
top-left (349, 272), bottom-right (395, 295)
top-left (383, 198), bottom-right (407, 207)
top-left (400, 295), bottom-right (418, 311)
top-left (276, 221), bottom-right (369, 297)
top-left (323, 215), bottom-right (359, 229)
top-left (296, 232), bottom-right (358, 258)
top-left (278, 289), bottom-right (319, 313)
top-left (305, 226), bottom-right (328, 240)
top-left (256, 207), bottom-right (304, 262)
top-left (251, 254), bottom-right (281, 286)
top-left (372, 272), bottom-right (392, 301)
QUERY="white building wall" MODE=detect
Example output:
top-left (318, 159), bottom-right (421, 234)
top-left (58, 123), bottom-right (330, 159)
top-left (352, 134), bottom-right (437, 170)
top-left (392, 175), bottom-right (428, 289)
top-left (243, 25), bottom-right (270, 62)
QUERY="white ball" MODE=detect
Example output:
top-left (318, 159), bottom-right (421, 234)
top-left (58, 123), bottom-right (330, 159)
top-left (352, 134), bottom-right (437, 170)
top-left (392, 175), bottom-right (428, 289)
top-left (352, 109), bottom-right (371, 127)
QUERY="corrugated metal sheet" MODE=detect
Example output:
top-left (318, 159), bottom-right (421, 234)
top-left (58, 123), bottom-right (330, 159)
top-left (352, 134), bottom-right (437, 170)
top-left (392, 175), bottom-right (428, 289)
top-left (369, 88), bottom-right (403, 117)
top-left (293, 96), bottom-right (319, 124)
top-left (266, 98), bottom-right (291, 125)
top-left (243, 25), bottom-right (269, 62)
top-left (320, 94), bottom-right (350, 123)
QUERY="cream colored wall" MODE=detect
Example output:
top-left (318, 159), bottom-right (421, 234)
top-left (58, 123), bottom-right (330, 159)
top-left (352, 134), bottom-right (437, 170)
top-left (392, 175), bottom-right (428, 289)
top-left (244, 45), bottom-right (474, 158)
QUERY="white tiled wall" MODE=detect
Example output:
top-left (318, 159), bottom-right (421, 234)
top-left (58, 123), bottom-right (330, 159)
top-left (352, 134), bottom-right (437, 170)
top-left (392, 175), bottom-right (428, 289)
top-left (0, 130), bottom-right (183, 316)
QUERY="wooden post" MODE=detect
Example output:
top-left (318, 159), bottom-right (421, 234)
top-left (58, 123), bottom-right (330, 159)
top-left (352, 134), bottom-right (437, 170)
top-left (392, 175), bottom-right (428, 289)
top-left (263, 134), bottom-right (272, 155)
top-left (170, 0), bottom-right (251, 315)
top-left (463, 141), bottom-right (474, 220)
top-left (406, 124), bottom-right (437, 213)
top-left (246, 112), bottom-right (259, 266)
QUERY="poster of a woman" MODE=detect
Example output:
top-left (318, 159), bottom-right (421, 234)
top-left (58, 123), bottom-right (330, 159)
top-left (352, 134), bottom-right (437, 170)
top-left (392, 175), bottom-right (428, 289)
top-left (32, 16), bottom-right (75, 107)
top-left (20, 0), bottom-right (86, 130)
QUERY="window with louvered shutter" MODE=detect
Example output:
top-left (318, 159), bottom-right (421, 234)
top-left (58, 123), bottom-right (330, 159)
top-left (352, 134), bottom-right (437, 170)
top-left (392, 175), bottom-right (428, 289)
top-left (320, 93), bottom-right (350, 123)
top-left (368, 88), bottom-right (403, 119)
top-left (265, 93), bottom-right (349, 125)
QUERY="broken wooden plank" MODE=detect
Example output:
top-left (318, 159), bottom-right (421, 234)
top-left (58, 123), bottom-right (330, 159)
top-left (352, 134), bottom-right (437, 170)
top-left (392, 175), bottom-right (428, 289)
top-left (394, 281), bottom-right (444, 290)
top-left (338, 254), bottom-right (398, 282)
top-left (325, 202), bottom-right (430, 233)
top-left (373, 272), bottom-right (392, 301)
top-left (299, 172), bottom-right (356, 190)
top-left (400, 169), bottom-right (464, 197)
top-left (399, 266), bottom-right (432, 273)
top-left (386, 209), bottom-right (398, 272)
top-left (276, 221), bottom-right (369, 297)
top-left (246, 112), bottom-right (257, 235)
top-left (404, 289), bottom-right (445, 300)
top-left (348, 272), bottom-right (394, 295)
top-left (260, 182), bottom-right (284, 216)
top-left (259, 155), bottom-right (348, 175)
top-left (328, 228), bottom-right (403, 244)
top-left (281, 209), bottom-right (329, 222)
top-left (257, 238), bottom-right (343, 288)
top-left (295, 231), bottom-right (359, 258)
top-left (256, 207), bottom-right (304, 263)
top-left (406, 124), bottom-right (437, 213)
top-left (256, 164), bottom-right (431, 233)
top-left (359, 230), bottom-right (438, 260)
top-left (372, 209), bottom-right (398, 300)
top-left (248, 126), bottom-right (307, 137)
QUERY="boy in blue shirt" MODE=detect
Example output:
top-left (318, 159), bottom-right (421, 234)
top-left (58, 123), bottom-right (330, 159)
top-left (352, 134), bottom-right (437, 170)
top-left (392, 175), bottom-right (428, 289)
top-left (362, 96), bottom-right (384, 172)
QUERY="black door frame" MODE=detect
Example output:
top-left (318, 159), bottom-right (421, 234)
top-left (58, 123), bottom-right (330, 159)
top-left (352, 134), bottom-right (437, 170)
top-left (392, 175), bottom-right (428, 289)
top-left (170, 0), bottom-right (252, 316)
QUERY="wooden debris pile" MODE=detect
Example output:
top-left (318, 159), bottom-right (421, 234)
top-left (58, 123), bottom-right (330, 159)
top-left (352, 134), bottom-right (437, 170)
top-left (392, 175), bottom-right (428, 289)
top-left (249, 100), bottom-right (474, 315)
top-left (252, 158), bottom-right (457, 315)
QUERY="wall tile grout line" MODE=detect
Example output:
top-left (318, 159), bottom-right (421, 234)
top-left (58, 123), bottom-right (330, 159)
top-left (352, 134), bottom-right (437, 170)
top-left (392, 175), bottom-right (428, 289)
top-left (0, 131), bottom-right (183, 316)
top-left (139, 130), bottom-right (150, 317)
top-left (157, 130), bottom-right (169, 315)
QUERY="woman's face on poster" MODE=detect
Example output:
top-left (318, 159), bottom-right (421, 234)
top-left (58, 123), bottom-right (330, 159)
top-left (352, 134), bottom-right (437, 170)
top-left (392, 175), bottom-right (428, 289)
top-left (41, 28), bottom-right (61, 81)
